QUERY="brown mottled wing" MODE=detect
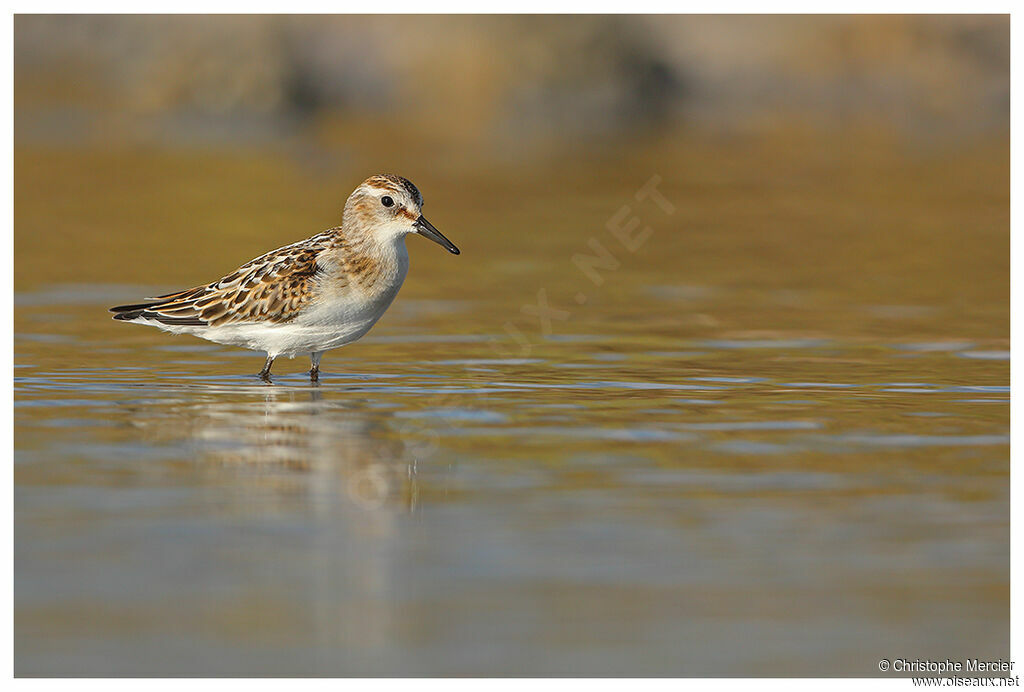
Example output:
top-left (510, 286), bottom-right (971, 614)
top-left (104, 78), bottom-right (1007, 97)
top-left (110, 231), bottom-right (336, 326)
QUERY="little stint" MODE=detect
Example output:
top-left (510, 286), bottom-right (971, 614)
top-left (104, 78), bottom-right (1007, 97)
top-left (110, 174), bottom-right (460, 382)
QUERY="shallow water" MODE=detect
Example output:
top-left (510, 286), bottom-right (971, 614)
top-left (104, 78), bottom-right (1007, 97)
top-left (14, 134), bottom-right (1009, 675)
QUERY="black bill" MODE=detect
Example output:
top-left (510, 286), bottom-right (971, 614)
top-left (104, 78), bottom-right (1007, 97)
top-left (414, 216), bottom-right (460, 255)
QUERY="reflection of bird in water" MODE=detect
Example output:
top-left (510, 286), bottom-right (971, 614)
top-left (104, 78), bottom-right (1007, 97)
top-left (126, 385), bottom-right (443, 652)
top-left (144, 386), bottom-right (421, 512)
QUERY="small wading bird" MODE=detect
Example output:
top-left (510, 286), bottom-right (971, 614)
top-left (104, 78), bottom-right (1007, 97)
top-left (110, 174), bottom-right (460, 382)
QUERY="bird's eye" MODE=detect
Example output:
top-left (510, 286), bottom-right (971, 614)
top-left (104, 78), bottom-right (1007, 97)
top-left (381, 196), bottom-right (394, 208)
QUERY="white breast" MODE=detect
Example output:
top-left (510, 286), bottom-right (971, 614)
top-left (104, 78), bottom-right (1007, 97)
top-left (269, 239), bottom-right (410, 356)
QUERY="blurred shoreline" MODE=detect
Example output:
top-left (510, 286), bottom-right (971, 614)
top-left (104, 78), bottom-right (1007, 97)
top-left (15, 15), bottom-right (1009, 152)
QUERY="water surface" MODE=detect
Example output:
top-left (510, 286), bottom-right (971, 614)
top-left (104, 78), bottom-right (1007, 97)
top-left (15, 134), bottom-right (1009, 675)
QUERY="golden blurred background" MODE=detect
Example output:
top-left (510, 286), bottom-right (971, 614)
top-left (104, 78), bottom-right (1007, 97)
top-left (15, 15), bottom-right (1009, 144)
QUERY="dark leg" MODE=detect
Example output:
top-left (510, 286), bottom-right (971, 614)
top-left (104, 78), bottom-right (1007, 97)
top-left (258, 354), bottom-right (276, 382)
top-left (309, 352), bottom-right (322, 383)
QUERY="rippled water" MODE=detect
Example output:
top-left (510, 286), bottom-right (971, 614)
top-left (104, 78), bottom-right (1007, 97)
top-left (14, 135), bottom-right (1009, 675)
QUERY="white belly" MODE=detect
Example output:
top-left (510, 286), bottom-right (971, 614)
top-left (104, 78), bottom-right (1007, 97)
top-left (196, 282), bottom-right (402, 357)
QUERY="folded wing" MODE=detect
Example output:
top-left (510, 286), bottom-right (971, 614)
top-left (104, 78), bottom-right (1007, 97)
top-left (110, 232), bottom-right (335, 327)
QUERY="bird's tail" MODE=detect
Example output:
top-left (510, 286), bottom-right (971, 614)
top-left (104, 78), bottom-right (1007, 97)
top-left (109, 292), bottom-right (208, 326)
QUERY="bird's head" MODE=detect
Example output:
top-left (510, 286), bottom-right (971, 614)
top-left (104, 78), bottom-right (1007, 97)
top-left (343, 174), bottom-right (460, 255)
